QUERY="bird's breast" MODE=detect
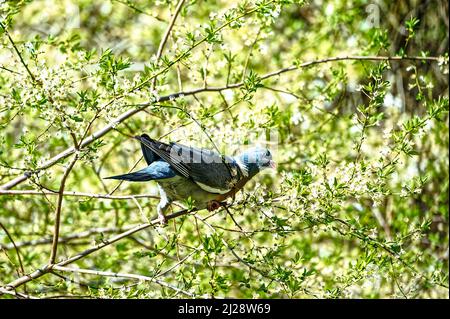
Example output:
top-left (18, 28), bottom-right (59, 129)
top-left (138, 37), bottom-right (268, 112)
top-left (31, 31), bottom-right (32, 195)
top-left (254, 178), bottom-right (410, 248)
top-left (157, 176), bottom-right (217, 208)
top-left (157, 175), bottom-right (251, 208)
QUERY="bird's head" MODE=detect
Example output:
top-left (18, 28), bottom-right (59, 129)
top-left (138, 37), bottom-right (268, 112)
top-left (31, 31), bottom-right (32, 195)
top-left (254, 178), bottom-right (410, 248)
top-left (236, 147), bottom-right (276, 177)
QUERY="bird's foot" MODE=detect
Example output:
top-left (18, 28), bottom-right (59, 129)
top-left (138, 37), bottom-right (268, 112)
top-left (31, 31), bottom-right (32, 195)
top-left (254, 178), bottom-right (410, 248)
top-left (207, 200), bottom-right (222, 212)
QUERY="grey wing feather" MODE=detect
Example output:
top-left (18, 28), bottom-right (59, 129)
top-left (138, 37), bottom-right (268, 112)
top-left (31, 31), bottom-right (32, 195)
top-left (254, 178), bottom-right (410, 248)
top-left (136, 135), bottom-right (242, 193)
top-left (175, 144), bottom-right (239, 193)
top-left (140, 133), bottom-right (160, 165)
top-left (136, 135), bottom-right (190, 178)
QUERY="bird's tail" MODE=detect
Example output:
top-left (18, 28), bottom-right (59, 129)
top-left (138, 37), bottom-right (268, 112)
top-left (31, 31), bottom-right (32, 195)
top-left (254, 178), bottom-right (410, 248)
top-left (104, 170), bottom-right (154, 182)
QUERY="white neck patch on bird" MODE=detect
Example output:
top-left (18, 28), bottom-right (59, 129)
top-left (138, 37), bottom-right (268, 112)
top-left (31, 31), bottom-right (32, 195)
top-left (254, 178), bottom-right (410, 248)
top-left (234, 157), bottom-right (249, 178)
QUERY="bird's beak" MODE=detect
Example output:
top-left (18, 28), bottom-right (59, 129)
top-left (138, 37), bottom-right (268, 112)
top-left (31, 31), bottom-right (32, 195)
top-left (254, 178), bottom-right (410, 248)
top-left (269, 160), bottom-right (276, 169)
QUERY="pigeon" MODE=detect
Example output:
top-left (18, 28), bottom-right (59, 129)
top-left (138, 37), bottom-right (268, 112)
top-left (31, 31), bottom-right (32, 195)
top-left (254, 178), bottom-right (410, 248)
top-left (106, 134), bottom-right (275, 224)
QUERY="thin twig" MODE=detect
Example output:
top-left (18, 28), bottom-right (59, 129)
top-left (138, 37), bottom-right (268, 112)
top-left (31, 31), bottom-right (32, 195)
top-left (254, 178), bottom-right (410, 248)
top-left (0, 22), bottom-right (36, 82)
top-left (0, 225), bottom-right (138, 250)
top-left (195, 215), bottom-right (275, 281)
top-left (0, 189), bottom-right (160, 200)
top-left (112, 0), bottom-right (167, 23)
top-left (0, 222), bottom-right (25, 276)
top-left (108, 156), bottom-right (144, 196)
top-left (151, 0), bottom-right (185, 89)
top-left (0, 65), bottom-right (22, 75)
top-left (241, 27), bottom-right (262, 82)
top-left (131, 196), bottom-right (150, 224)
top-left (222, 205), bottom-right (243, 232)
top-left (154, 248), bottom-right (200, 279)
top-left (52, 265), bottom-right (194, 297)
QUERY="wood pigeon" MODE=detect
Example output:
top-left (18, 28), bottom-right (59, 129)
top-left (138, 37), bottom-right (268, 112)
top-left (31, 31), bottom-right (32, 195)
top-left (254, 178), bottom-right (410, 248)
top-left (106, 134), bottom-right (275, 224)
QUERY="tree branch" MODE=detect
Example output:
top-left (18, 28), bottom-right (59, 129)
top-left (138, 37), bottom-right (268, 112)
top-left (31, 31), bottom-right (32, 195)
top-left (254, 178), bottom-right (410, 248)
top-left (0, 287), bottom-right (37, 299)
top-left (49, 155), bottom-right (79, 264)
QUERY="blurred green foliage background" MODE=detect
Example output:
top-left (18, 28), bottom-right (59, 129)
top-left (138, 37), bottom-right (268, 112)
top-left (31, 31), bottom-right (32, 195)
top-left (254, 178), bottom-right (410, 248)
top-left (0, 0), bottom-right (448, 298)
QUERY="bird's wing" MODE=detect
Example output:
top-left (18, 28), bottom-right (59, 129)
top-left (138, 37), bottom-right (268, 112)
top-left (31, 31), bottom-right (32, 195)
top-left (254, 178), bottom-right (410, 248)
top-left (135, 135), bottom-right (243, 194)
top-left (140, 133), bottom-right (160, 165)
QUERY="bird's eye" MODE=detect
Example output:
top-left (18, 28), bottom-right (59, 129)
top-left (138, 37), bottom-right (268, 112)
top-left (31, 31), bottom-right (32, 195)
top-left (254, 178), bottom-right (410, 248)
top-left (265, 150), bottom-right (271, 157)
